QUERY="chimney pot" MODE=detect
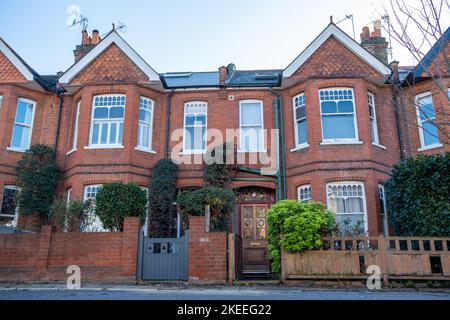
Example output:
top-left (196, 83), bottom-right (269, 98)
top-left (92, 29), bottom-right (100, 44)
top-left (360, 26), bottom-right (370, 41)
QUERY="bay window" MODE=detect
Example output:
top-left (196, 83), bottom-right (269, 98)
top-left (89, 95), bottom-right (125, 148)
top-left (70, 101), bottom-right (80, 152)
top-left (293, 93), bottom-right (308, 148)
top-left (320, 88), bottom-right (358, 143)
top-left (378, 184), bottom-right (389, 236)
top-left (239, 100), bottom-right (264, 152)
top-left (83, 185), bottom-right (105, 232)
top-left (183, 101), bottom-right (207, 153)
top-left (10, 98), bottom-right (36, 151)
top-left (137, 97), bottom-right (154, 151)
top-left (326, 182), bottom-right (367, 234)
top-left (416, 92), bottom-right (440, 149)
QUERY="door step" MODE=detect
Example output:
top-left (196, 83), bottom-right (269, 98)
top-left (239, 273), bottom-right (279, 281)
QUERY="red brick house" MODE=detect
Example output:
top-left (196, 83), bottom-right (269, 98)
top-left (0, 21), bottom-right (447, 273)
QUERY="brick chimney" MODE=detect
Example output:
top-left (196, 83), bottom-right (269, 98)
top-left (360, 21), bottom-right (389, 65)
top-left (73, 29), bottom-right (102, 62)
top-left (219, 66), bottom-right (228, 86)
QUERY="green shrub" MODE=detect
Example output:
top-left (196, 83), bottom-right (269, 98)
top-left (385, 153), bottom-right (450, 236)
top-left (148, 159), bottom-right (178, 237)
top-left (267, 200), bottom-right (335, 274)
top-left (177, 186), bottom-right (235, 232)
top-left (15, 144), bottom-right (60, 224)
top-left (95, 182), bottom-right (147, 231)
top-left (49, 199), bottom-right (94, 232)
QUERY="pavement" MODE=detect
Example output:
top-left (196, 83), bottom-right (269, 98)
top-left (0, 284), bottom-right (449, 300)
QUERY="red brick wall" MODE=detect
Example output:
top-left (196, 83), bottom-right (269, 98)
top-left (0, 217), bottom-right (140, 282)
top-left (188, 216), bottom-right (227, 284)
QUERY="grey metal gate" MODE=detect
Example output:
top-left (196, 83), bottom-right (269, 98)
top-left (138, 228), bottom-right (189, 281)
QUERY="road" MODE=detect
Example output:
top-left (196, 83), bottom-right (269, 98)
top-left (0, 284), bottom-right (449, 300)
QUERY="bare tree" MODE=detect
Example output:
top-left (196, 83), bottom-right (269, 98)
top-left (376, 0), bottom-right (450, 148)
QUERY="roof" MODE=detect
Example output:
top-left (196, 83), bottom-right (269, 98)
top-left (283, 23), bottom-right (391, 77)
top-left (160, 69), bottom-right (282, 89)
top-left (411, 26), bottom-right (450, 79)
top-left (59, 30), bottom-right (160, 84)
top-left (160, 71), bottom-right (219, 88)
top-left (0, 36), bottom-right (60, 91)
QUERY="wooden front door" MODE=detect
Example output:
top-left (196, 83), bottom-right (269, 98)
top-left (241, 204), bottom-right (270, 273)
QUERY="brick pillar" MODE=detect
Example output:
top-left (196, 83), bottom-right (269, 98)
top-left (35, 225), bottom-right (52, 274)
top-left (188, 215), bottom-right (227, 284)
top-left (120, 217), bottom-right (141, 277)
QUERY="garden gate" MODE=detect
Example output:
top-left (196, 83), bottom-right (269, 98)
top-left (138, 228), bottom-right (189, 281)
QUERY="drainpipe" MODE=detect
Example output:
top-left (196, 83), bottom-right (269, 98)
top-left (53, 92), bottom-right (64, 159)
top-left (164, 90), bottom-right (174, 158)
top-left (269, 87), bottom-right (286, 200)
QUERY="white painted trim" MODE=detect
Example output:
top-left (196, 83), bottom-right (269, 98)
top-left (372, 143), bottom-right (386, 150)
top-left (297, 184), bottom-right (311, 202)
top-left (283, 24), bottom-right (391, 77)
top-left (0, 185), bottom-right (21, 228)
top-left (378, 184), bottom-right (389, 237)
top-left (293, 93), bottom-right (308, 148)
top-left (84, 145), bottom-right (124, 150)
top-left (415, 91), bottom-right (440, 149)
top-left (135, 146), bottom-right (156, 154)
top-left (71, 101), bottom-right (81, 151)
top-left (417, 143), bottom-right (443, 152)
top-left (326, 181), bottom-right (369, 235)
top-left (290, 143), bottom-right (310, 152)
top-left (239, 99), bottom-right (265, 152)
top-left (6, 147), bottom-right (26, 153)
top-left (10, 97), bottom-right (36, 151)
top-left (66, 148), bottom-right (77, 155)
top-left (183, 101), bottom-right (208, 154)
top-left (136, 97), bottom-right (154, 150)
top-left (59, 31), bottom-right (160, 83)
top-left (0, 38), bottom-right (34, 81)
top-left (319, 87), bottom-right (360, 144)
top-left (368, 92), bottom-right (379, 145)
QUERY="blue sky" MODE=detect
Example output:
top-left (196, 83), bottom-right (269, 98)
top-left (0, 0), bottom-right (429, 74)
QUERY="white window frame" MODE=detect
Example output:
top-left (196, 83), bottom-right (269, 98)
top-left (378, 184), bottom-right (389, 236)
top-left (326, 181), bottom-right (368, 234)
top-left (183, 101), bottom-right (208, 154)
top-left (83, 184), bottom-right (106, 232)
top-left (66, 188), bottom-right (72, 205)
top-left (415, 91), bottom-right (442, 151)
top-left (239, 99), bottom-right (265, 152)
top-left (293, 93), bottom-right (309, 150)
top-left (8, 97), bottom-right (36, 152)
top-left (297, 184), bottom-right (311, 202)
top-left (0, 95), bottom-right (3, 109)
top-left (0, 185), bottom-right (21, 227)
top-left (86, 94), bottom-right (126, 149)
top-left (319, 88), bottom-right (361, 145)
top-left (368, 92), bottom-right (380, 145)
top-left (135, 97), bottom-right (155, 153)
top-left (67, 101), bottom-right (80, 155)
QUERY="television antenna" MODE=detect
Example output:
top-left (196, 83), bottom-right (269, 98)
top-left (68, 13), bottom-right (88, 32)
top-left (336, 14), bottom-right (355, 40)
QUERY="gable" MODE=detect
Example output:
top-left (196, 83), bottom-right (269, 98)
top-left (290, 36), bottom-right (381, 79)
top-left (59, 31), bottom-right (160, 84)
top-left (70, 43), bottom-right (149, 84)
top-left (283, 23), bottom-right (391, 77)
top-left (0, 50), bottom-right (27, 83)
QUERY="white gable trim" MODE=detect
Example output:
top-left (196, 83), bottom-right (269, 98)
top-left (0, 38), bottom-right (34, 81)
top-left (59, 31), bottom-right (160, 83)
top-left (283, 24), bottom-right (391, 77)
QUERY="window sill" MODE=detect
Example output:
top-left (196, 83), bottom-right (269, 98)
top-left (417, 143), bottom-right (443, 152)
top-left (290, 143), bottom-right (310, 152)
top-left (66, 148), bottom-right (77, 155)
top-left (135, 146), bottom-right (156, 154)
top-left (84, 145), bottom-right (124, 150)
top-left (320, 140), bottom-right (363, 146)
top-left (179, 150), bottom-right (207, 155)
top-left (372, 143), bottom-right (386, 150)
top-left (6, 147), bottom-right (27, 153)
top-left (237, 149), bottom-right (267, 153)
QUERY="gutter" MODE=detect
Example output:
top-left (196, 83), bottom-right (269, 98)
top-left (164, 90), bottom-right (174, 158)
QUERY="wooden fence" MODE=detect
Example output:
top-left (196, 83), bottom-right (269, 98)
top-left (281, 235), bottom-right (450, 285)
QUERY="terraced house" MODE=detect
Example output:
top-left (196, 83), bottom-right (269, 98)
top-left (0, 20), bottom-right (448, 273)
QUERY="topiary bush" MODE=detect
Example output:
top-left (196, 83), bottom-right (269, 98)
top-left (384, 153), bottom-right (450, 236)
top-left (95, 182), bottom-right (147, 231)
top-left (15, 144), bottom-right (60, 224)
top-left (148, 159), bottom-right (178, 237)
top-left (267, 200), bottom-right (335, 274)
